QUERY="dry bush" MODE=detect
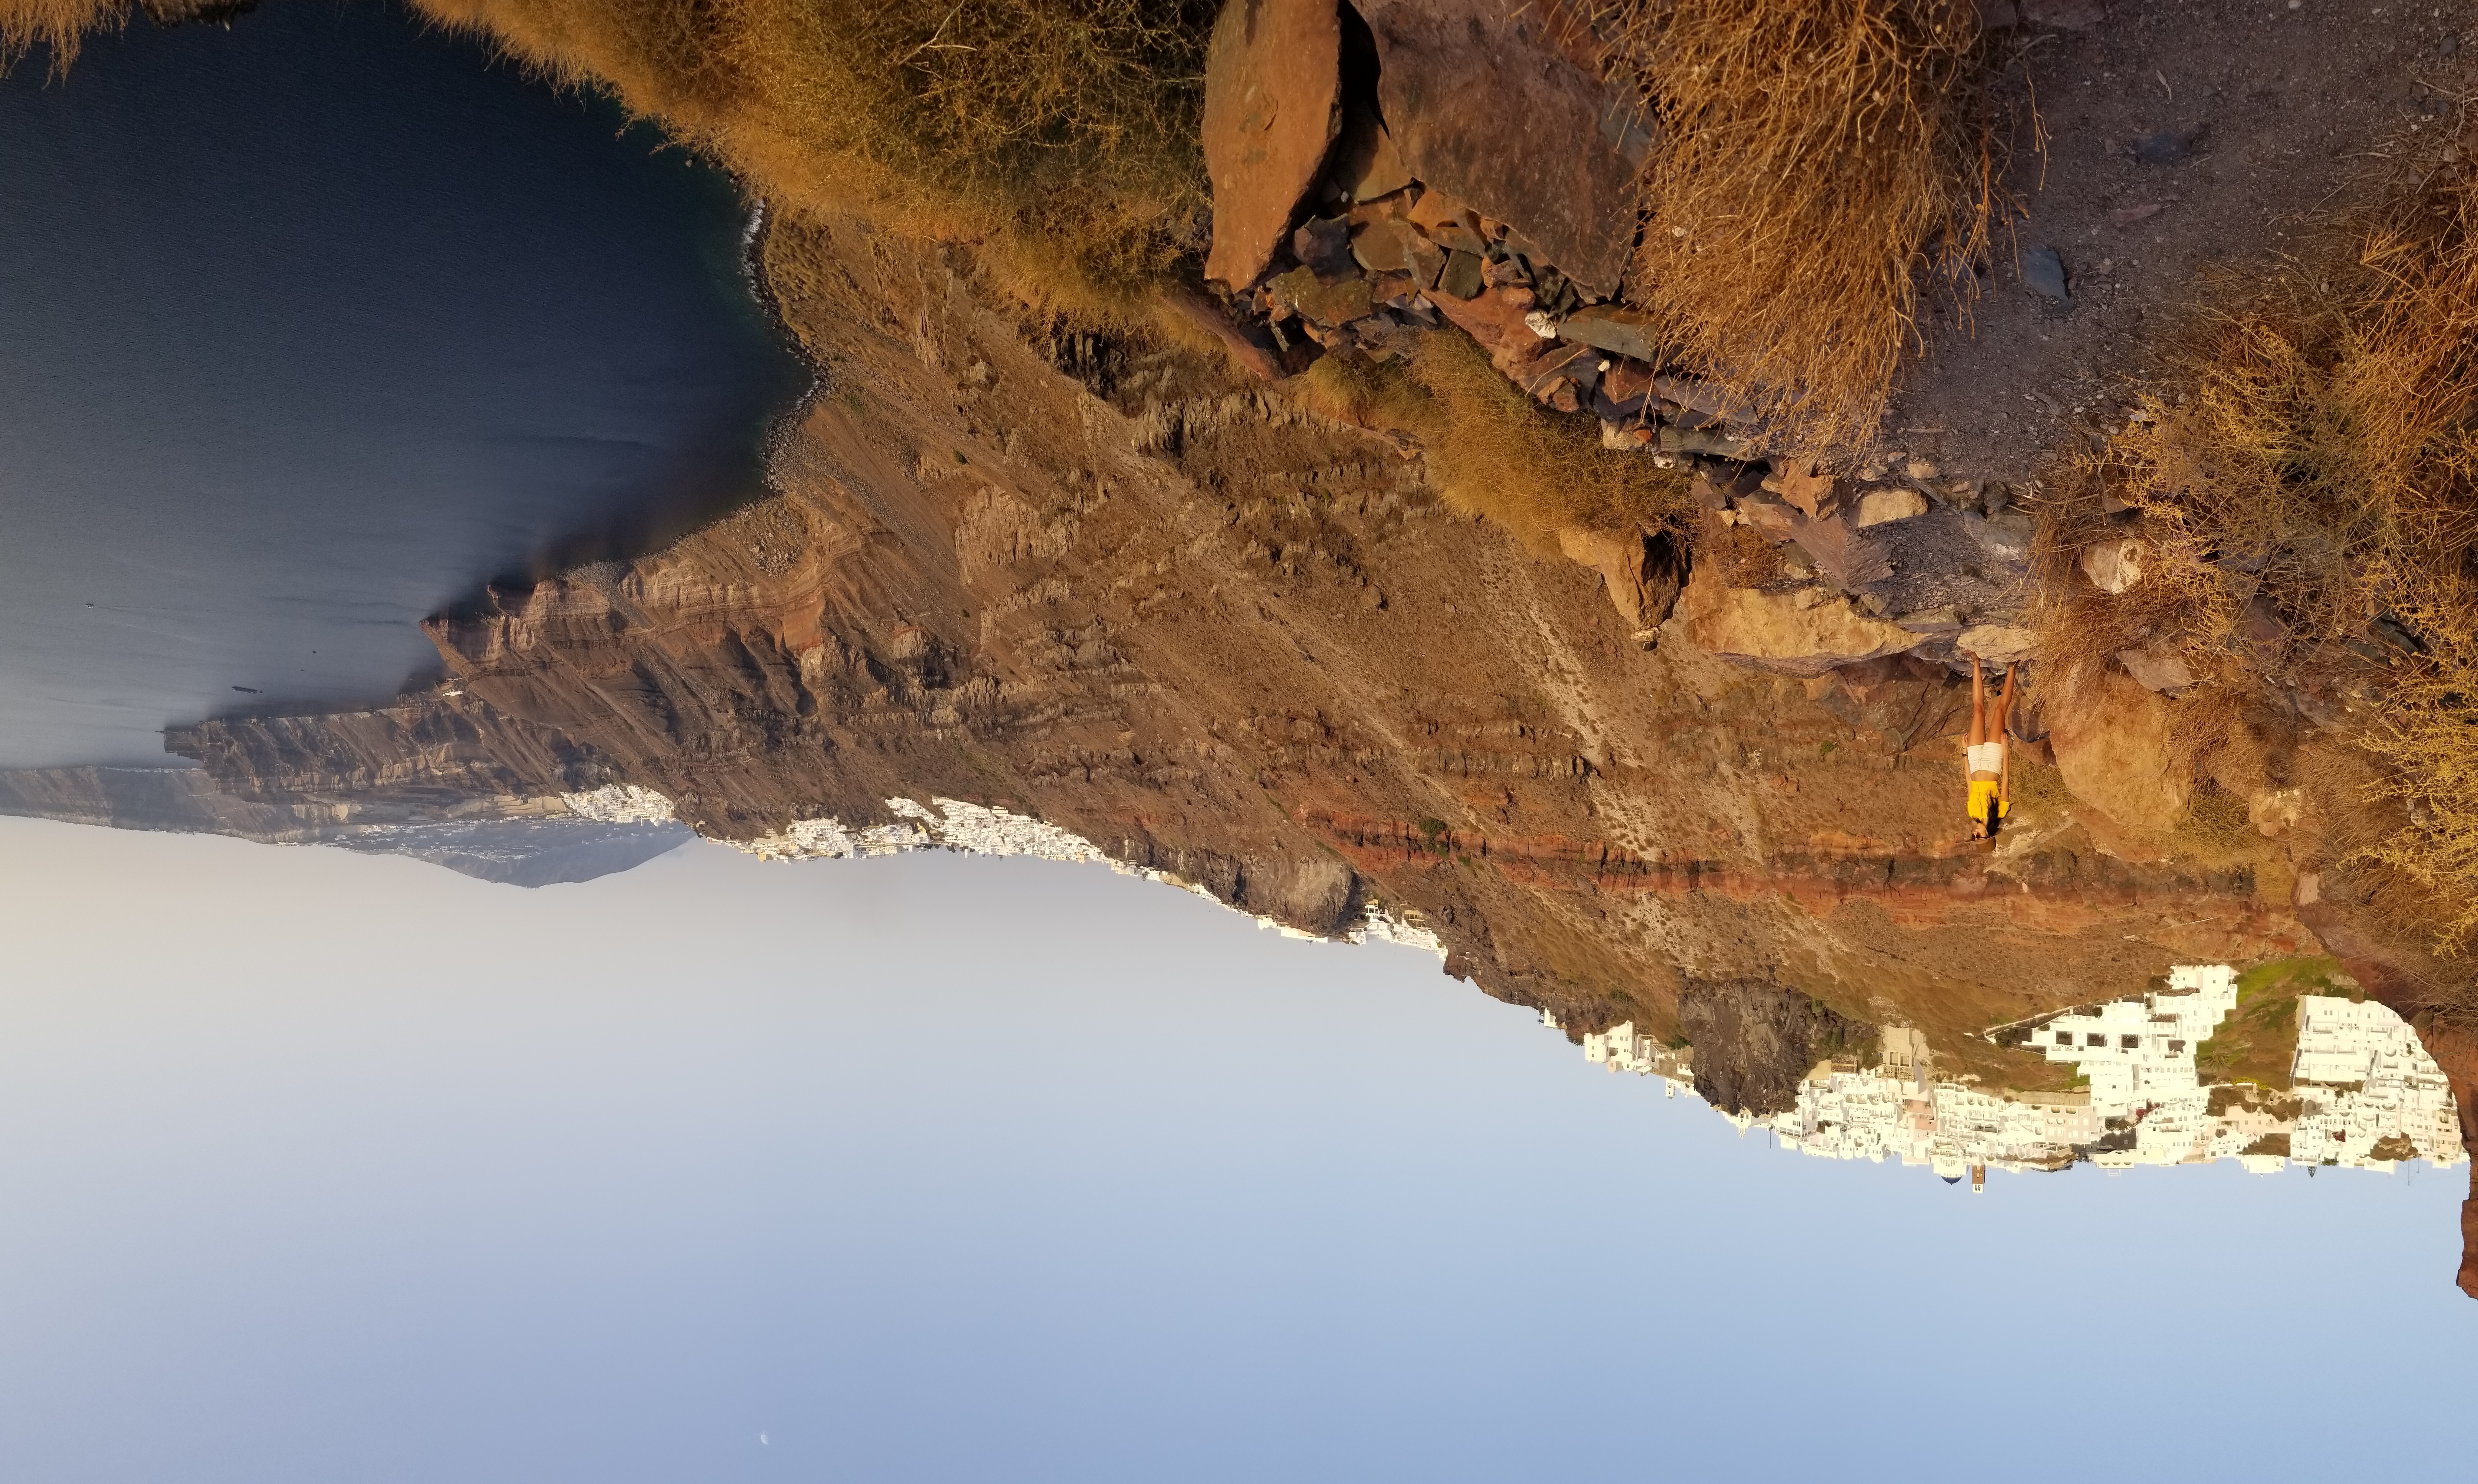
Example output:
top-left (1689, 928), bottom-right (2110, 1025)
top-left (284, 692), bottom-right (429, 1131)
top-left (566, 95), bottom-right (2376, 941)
top-left (415, 0), bottom-right (1211, 323)
top-left (0, 0), bottom-right (121, 74)
top-left (2031, 142), bottom-right (2478, 952)
top-left (1297, 335), bottom-right (1693, 549)
top-left (1592, 0), bottom-right (1995, 448)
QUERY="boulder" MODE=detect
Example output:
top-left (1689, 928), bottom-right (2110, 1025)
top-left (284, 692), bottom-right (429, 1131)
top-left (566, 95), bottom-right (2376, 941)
top-left (2116, 637), bottom-right (2198, 694)
top-left (1773, 462), bottom-right (1845, 520)
top-left (1676, 568), bottom-right (1924, 677)
top-left (1854, 486), bottom-right (1931, 528)
top-left (2080, 535), bottom-right (2148, 594)
top-left (1958, 624), bottom-right (2038, 663)
top-left (1360, 0), bottom-right (1642, 297)
top-left (1557, 527), bottom-right (1683, 632)
top-left (2047, 669), bottom-right (2192, 834)
top-left (1202, 0), bottom-right (1344, 291)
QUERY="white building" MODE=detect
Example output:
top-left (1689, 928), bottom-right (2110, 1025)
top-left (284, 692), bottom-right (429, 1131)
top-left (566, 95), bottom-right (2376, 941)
top-left (2287, 995), bottom-right (2465, 1169)
top-left (1566, 966), bottom-right (2466, 1184)
top-left (2021, 964), bottom-right (2240, 1118)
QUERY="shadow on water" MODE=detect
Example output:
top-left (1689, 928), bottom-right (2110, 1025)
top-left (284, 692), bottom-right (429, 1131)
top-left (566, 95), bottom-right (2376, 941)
top-left (0, 0), bottom-right (809, 766)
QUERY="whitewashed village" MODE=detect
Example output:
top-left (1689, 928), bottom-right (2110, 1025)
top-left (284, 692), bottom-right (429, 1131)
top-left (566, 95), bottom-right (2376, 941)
top-left (1569, 965), bottom-right (2467, 1186)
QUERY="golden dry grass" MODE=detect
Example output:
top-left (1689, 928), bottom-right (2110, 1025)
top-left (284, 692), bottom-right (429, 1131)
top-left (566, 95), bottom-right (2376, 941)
top-left (0, 0), bottom-right (121, 74)
top-left (1296, 335), bottom-right (1693, 550)
top-left (1591, 0), bottom-right (1996, 449)
top-left (414, 0), bottom-right (1211, 324)
top-left (2031, 140), bottom-right (2478, 954)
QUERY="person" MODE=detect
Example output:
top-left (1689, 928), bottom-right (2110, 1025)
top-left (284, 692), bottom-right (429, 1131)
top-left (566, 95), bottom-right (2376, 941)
top-left (1966, 657), bottom-right (2015, 839)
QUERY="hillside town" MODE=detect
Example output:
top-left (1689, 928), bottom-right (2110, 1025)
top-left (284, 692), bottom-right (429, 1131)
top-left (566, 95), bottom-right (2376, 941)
top-left (1574, 966), bottom-right (2466, 1185)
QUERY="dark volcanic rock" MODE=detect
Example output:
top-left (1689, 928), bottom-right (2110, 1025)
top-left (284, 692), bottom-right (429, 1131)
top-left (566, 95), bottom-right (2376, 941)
top-left (1678, 980), bottom-right (1877, 1116)
top-left (1359, 0), bottom-right (1641, 297)
top-left (1203, 0), bottom-right (1345, 291)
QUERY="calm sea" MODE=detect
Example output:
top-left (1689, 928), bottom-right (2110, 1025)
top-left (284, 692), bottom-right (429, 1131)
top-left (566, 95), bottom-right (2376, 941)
top-left (0, 1), bottom-right (806, 768)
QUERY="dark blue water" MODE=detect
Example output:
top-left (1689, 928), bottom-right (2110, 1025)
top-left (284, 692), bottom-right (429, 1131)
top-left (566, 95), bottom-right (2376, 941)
top-left (0, 2), bottom-right (807, 767)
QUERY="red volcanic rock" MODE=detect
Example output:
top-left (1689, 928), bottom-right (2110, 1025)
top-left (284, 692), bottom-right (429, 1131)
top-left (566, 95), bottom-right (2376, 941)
top-left (1202, 0), bottom-right (1344, 291)
top-left (1359, 0), bottom-right (1642, 297)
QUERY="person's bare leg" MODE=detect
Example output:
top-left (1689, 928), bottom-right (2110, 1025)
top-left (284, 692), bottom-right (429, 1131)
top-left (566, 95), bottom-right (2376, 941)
top-left (1969, 657), bottom-right (1988, 748)
top-left (1989, 663), bottom-right (2016, 740)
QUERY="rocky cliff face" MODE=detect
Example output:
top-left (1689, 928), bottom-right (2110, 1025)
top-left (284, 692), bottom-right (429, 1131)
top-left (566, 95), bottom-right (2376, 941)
top-left (167, 210), bottom-right (2315, 1067)
top-left (1678, 979), bottom-right (1876, 1118)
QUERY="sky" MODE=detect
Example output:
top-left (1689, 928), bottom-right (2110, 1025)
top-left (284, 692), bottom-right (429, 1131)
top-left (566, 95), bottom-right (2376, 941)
top-left (0, 816), bottom-right (2471, 1483)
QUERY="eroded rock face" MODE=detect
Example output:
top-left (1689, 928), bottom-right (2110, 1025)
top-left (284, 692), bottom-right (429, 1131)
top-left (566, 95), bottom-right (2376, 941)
top-left (1203, 0), bottom-right (1344, 291)
top-left (2047, 669), bottom-right (2192, 835)
top-left (1679, 980), bottom-right (1876, 1116)
top-left (1359, 0), bottom-right (1640, 297)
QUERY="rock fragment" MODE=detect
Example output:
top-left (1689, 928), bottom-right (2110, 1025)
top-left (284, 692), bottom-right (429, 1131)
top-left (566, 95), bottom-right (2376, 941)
top-left (1773, 462), bottom-right (1844, 520)
top-left (2080, 535), bottom-right (2148, 594)
top-left (1201, 0), bottom-right (1343, 291)
top-left (1855, 487), bottom-right (1931, 528)
top-left (2117, 637), bottom-right (2198, 694)
top-left (1556, 303), bottom-right (1663, 364)
top-left (2024, 244), bottom-right (2071, 301)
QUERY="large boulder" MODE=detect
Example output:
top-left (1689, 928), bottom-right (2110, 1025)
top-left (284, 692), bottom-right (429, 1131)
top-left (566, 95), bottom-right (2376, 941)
top-left (1202, 0), bottom-right (1344, 291)
top-left (1557, 527), bottom-right (1684, 634)
top-left (1957, 624), bottom-right (2038, 664)
top-left (1675, 568), bottom-right (1922, 677)
top-left (1359, 0), bottom-right (1642, 297)
top-left (2046, 669), bottom-right (2192, 834)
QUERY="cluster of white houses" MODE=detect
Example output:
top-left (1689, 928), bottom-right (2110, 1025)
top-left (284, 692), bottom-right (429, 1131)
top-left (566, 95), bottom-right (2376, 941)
top-left (1571, 965), bottom-right (2466, 1185)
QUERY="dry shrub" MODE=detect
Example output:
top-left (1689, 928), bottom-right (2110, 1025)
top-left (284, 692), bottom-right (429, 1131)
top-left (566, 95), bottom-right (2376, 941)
top-left (2171, 781), bottom-right (2259, 864)
top-left (1298, 334), bottom-right (1693, 549)
top-left (2033, 140), bottom-right (2478, 952)
top-left (414, 0), bottom-right (1211, 323)
top-left (1592, 0), bottom-right (1995, 448)
top-left (0, 0), bottom-right (121, 74)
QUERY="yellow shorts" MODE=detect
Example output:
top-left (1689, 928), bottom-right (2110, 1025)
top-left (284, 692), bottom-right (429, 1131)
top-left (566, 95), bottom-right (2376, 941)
top-left (1968, 779), bottom-right (2008, 823)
